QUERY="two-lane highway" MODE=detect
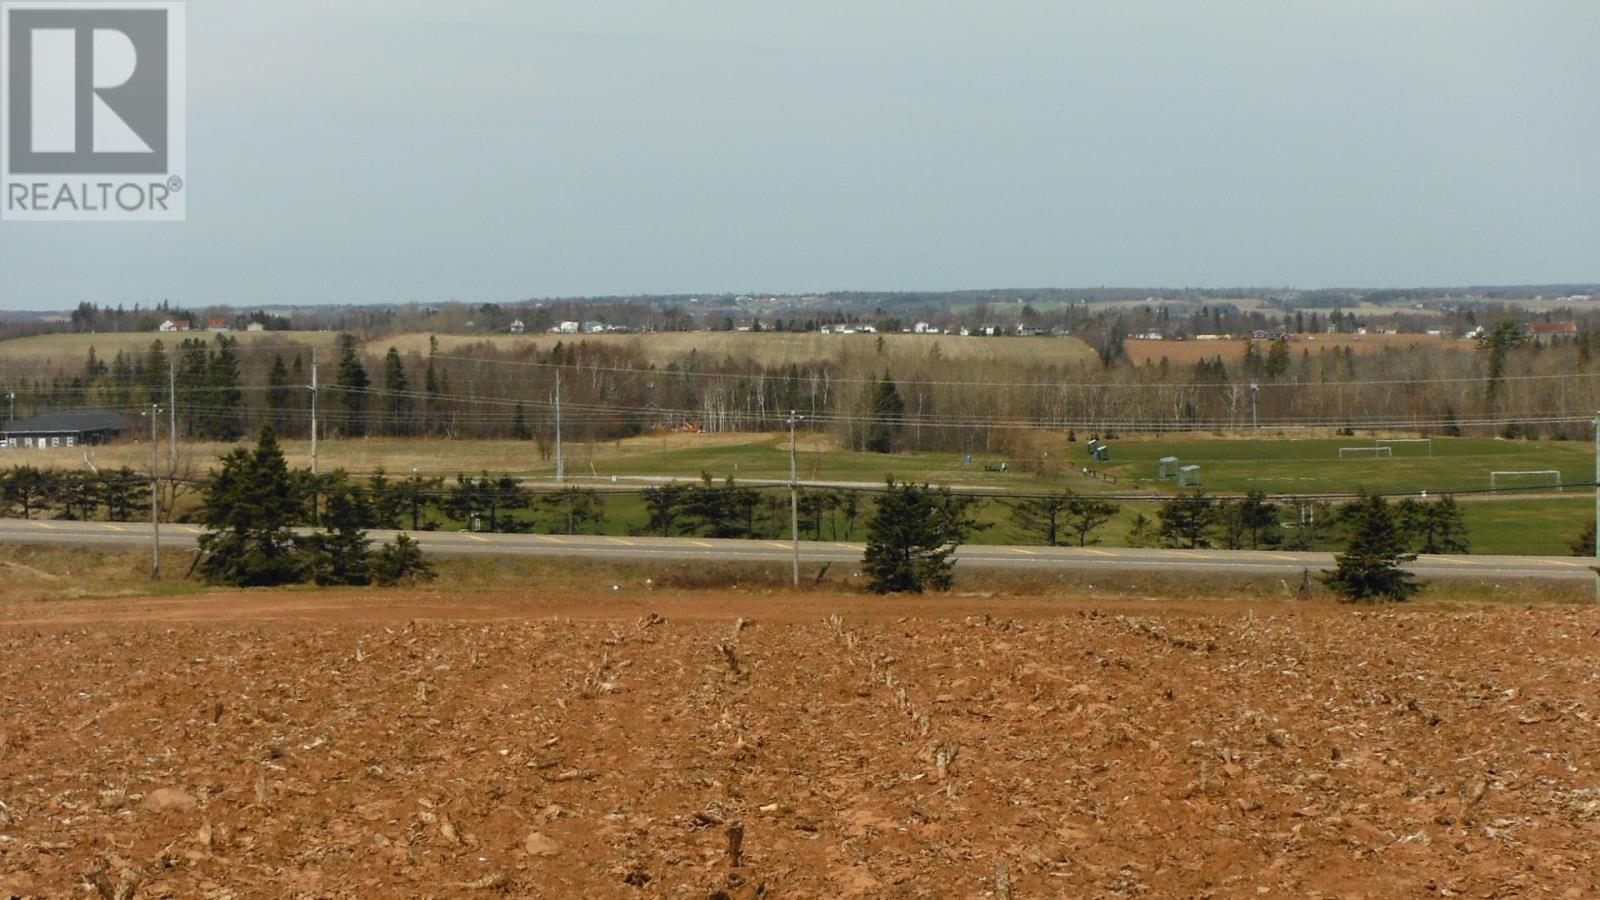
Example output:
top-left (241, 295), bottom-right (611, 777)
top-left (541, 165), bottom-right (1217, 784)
top-left (0, 518), bottom-right (1592, 582)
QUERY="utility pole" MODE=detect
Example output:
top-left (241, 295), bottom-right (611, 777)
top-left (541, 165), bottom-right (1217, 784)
top-left (789, 410), bottom-right (801, 588)
top-left (168, 351), bottom-right (177, 471)
top-left (150, 404), bottom-right (161, 581)
top-left (1250, 382), bottom-right (1260, 431)
top-left (309, 350), bottom-right (319, 475)
top-left (554, 370), bottom-right (565, 482)
top-left (5, 391), bottom-right (13, 423)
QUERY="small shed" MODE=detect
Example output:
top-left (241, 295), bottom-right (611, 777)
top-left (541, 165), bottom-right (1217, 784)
top-left (1, 410), bottom-right (129, 450)
top-left (1178, 465), bottom-right (1202, 488)
top-left (1159, 457), bottom-right (1180, 479)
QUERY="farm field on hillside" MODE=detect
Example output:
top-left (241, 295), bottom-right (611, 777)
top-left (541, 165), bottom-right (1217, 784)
top-left (1125, 333), bottom-right (1470, 366)
top-left (0, 330), bottom-right (339, 366)
top-left (378, 330), bottom-right (1099, 370)
top-left (0, 588), bottom-right (1595, 897)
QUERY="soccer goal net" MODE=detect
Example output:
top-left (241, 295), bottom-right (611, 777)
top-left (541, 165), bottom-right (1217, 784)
top-left (1489, 470), bottom-right (1563, 492)
top-left (1339, 447), bottom-right (1393, 459)
top-left (1376, 439), bottom-right (1433, 458)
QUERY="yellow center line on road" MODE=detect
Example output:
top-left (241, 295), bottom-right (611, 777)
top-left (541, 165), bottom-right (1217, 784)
top-left (1545, 560), bottom-right (1590, 569)
top-left (467, 535), bottom-right (491, 543)
top-left (834, 543), bottom-right (862, 551)
top-left (100, 523), bottom-right (125, 532)
top-left (1430, 557), bottom-right (1480, 566)
top-left (1082, 549), bottom-right (1114, 557)
top-left (534, 536), bottom-right (566, 545)
top-left (183, 527), bottom-right (203, 534)
top-left (1268, 553), bottom-right (1300, 561)
top-left (1010, 548), bottom-right (1037, 556)
top-left (768, 542), bottom-right (791, 550)
top-left (606, 538), bottom-right (634, 546)
top-left (1173, 551), bottom-right (1210, 559)
top-left (690, 541), bottom-right (714, 549)
top-left (32, 521), bottom-right (53, 529)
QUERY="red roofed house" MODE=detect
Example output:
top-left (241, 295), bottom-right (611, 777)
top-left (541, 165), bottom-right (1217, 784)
top-left (1527, 322), bottom-right (1578, 345)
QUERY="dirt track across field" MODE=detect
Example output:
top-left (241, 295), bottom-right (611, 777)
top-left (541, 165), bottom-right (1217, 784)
top-left (1, 589), bottom-right (1597, 898)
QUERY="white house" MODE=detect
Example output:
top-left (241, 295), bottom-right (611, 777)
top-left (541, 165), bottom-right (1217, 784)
top-left (509, 319), bottom-right (526, 334)
top-left (552, 321), bottom-right (580, 334)
top-left (913, 322), bottom-right (933, 334)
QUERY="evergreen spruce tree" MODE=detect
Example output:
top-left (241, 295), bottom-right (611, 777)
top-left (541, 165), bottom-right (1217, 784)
top-left (141, 340), bottom-right (168, 406)
top-left (864, 373), bottom-right (905, 454)
top-left (1009, 493), bottom-right (1071, 546)
top-left (1, 466), bottom-right (52, 519)
top-left (1010, 491), bottom-right (1120, 548)
top-left (1572, 520), bottom-right (1596, 557)
top-left (542, 487), bottom-right (605, 535)
top-left (1321, 493), bottom-right (1419, 602)
top-left (98, 468), bottom-right (145, 521)
top-left (372, 534), bottom-right (436, 586)
top-left (177, 339), bottom-right (207, 438)
top-left (1157, 492), bottom-right (1220, 549)
top-left (335, 334), bottom-right (371, 437)
top-left (197, 426), bottom-right (304, 586)
top-left (643, 484), bottom-right (689, 537)
top-left (302, 484), bottom-right (375, 586)
top-left (1396, 496), bottom-right (1471, 555)
top-left (1234, 491), bottom-right (1281, 549)
top-left (1264, 338), bottom-right (1292, 380)
top-left (511, 403), bottom-right (533, 441)
top-left (265, 353), bottom-right (293, 435)
top-left (381, 347), bottom-right (410, 436)
top-left (369, 468), bottom-right (406, 529)
top-left (106, 351), bottom-right (134, 408)
top-left (423, 360), bottom-right (443, 436)
top-left (203, 336), bottom-right (245, 441)
top-left (863, 480), bottom-right (986, 594)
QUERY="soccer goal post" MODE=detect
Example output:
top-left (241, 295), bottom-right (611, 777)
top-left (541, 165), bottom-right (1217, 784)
top-left (1376, 439), bottom-right (1433, 458)
top-left (1490, 470), bottom-right (1563, 492)
top-left (1339, 447), bottom-right (1393, 459)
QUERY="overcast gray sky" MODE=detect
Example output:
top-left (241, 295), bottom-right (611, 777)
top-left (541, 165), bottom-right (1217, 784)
top-left (2, 0), bottom-right (1597, 310)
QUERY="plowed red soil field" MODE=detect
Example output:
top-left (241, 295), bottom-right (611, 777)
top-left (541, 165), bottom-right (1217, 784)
top-left (1, 590), bottom-right (1597, 898)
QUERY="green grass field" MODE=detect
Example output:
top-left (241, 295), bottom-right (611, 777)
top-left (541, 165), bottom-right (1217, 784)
top-left (408, 490), bottom-right (1593, 558)
top-left (4, 432), bottom-right (1593, 557)
top-left (1093, 436), bottom-right (1592, 496)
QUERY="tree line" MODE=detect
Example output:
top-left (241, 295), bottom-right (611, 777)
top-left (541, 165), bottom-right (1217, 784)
top-left (9, 320), bottom-right (1600, 457)
top-left (3, 458), bottom-right (1489, 565)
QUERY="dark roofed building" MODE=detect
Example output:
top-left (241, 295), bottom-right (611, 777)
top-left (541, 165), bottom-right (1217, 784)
top-left (1, 410), bottom-right (129, 450)
top-left (1527, 322), bottom-right (1579, 345)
